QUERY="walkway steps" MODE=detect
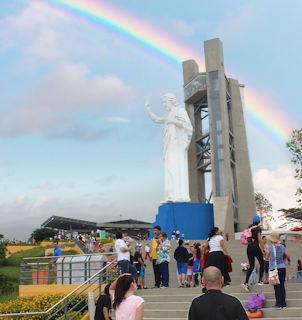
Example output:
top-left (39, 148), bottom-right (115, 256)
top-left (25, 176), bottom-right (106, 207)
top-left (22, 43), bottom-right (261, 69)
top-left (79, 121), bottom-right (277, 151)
top-left (130, 239), bottom-right (302, 319)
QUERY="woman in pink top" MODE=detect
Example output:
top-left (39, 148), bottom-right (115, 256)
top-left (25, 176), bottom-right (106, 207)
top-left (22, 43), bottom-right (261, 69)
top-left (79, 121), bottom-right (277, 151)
top-left (109, 273), bottom-right (145, 320)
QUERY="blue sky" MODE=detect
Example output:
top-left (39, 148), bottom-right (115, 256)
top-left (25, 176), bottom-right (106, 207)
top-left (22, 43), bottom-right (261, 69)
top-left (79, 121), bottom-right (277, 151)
top-left (0, 0), bottom-right (301, 240)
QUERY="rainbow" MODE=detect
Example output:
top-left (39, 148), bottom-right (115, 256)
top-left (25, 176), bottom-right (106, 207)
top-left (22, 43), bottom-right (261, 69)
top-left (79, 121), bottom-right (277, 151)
top-left (25, 0), bottom-right (294, 144)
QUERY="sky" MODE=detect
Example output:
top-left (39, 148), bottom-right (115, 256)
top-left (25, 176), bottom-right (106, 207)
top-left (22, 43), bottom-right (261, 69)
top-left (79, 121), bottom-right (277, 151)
top-left (0, 0), bottom-right (301, 240)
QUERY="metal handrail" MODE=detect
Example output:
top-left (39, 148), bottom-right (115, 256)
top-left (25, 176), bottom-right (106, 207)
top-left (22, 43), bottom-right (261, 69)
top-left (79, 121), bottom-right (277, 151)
top-left (0, 258), bottom-right (118, 318)
top-left (22, 251), bottom-right (116, 260)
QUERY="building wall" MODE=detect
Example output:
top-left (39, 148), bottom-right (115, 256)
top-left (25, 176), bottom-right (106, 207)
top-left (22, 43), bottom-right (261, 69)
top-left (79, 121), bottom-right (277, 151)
top-left (228, 79), bottom-right (256, 230)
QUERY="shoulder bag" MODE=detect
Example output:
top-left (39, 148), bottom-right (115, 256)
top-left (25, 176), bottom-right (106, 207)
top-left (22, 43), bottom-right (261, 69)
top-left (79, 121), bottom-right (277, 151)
top-left (269, 245), bottom-right (280, 285)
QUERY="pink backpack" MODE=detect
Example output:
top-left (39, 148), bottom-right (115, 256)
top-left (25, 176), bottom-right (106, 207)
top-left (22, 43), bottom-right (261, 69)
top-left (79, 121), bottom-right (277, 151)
top-left (240, 226), bottom-right (258, 245)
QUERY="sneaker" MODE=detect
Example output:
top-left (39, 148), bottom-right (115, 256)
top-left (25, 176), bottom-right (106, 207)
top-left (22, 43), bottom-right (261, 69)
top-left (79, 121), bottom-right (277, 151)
top-left (282, 306), bottom-right (287, 309)
top-left (186, 284), bottom-right (191, 288)
top-left (271, 305), bottom-right (282, 309)
top-left (151, 286), bottom-right (159, 289)
top-left (224, 283), bottom-right (230, 287)
top-left (242, 283), bottom-right (250, 292)
top-left (143, 286), bottom-right (148, 289)
top-left (258, 281), bottom-right (265, 285)
top-left (179, 285), bottom-right (184, 288)
top-left (160, 286), bottom-right (168, 289)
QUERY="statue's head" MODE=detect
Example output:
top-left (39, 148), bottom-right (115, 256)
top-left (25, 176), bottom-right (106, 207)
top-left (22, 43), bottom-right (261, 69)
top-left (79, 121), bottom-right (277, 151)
top-left (162, 93), bottom-right (180, 112)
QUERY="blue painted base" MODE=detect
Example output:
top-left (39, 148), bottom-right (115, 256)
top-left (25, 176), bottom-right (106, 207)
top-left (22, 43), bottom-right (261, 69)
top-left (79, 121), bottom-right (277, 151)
top-left (149, 203), bottom-right (214, 240)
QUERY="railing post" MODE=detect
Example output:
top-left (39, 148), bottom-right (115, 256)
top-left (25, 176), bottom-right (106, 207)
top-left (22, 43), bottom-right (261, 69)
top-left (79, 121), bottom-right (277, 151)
top-left (64, 298), bottom-right (68, 320)
top-left (88, 292), bottom-right (95, 320)
top-left (20, 261), bottom-right (26, 285)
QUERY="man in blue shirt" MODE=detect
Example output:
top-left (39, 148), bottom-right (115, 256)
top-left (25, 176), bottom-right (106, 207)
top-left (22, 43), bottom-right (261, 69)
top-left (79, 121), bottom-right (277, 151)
top-left (49, 241), bottom-right (62, 283)
top-left (89, 236), bottom-right (94, 252)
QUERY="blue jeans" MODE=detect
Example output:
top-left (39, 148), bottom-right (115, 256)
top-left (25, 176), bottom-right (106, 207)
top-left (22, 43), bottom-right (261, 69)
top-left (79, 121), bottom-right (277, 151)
top-left (118, 260), bottom-right (137, 280)
top-left (296, 270), bottom-right (302, 283)
top-left (159, 261), bottom-right (169, 287)
top-left (274, 268), bottom-right (286, 307)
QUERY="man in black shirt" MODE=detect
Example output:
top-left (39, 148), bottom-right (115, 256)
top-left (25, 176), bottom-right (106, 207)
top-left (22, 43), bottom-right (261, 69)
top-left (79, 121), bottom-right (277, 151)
top-left (95, 284), bottom-right (111, 320)
top-left (134, 245), bottom-right (146, 289)
top-left (188, 267), bottom-right (248, 320)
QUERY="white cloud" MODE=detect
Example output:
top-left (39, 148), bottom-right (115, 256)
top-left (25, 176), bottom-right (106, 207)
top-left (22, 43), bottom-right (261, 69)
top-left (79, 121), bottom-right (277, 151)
top-left (253, 163), bottom-right (301, 226)
top-left (106, 117), bottom-right (130, 123)
top-left (0, 63), bottom-right (135, 137)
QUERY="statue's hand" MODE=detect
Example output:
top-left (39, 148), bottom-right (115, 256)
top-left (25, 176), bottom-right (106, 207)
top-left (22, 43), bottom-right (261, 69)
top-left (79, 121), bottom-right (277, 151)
top-left (143, 96), bottom-right (150, 108)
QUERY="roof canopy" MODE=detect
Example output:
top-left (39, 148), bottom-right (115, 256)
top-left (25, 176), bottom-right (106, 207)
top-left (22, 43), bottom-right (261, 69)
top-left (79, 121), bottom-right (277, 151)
top-left (41, 215), bottom-right (153, 231)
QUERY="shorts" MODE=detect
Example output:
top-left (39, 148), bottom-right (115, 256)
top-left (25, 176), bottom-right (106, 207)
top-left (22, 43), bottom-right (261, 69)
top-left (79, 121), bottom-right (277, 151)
top-left (187, 265), bottom-right (193, 276)
top-left (140, 265), bottom-right (145, 276)
top-left (177, 262), bottom-right (188, 275)
top-left (264, 261), bottom-right (269, 273)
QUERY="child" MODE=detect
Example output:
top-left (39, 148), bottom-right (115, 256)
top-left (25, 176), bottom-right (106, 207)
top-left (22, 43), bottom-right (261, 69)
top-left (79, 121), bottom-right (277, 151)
top-left (193, 244), bottom-right (203, 287)
top-left (249, 263), bottom-right (258, 286)
top-left (186, 245), bottom-right (195, 287)
top-left (241, 260), bottom-right (249, 271)
top-left (296, 260), bottom-right (302, 283)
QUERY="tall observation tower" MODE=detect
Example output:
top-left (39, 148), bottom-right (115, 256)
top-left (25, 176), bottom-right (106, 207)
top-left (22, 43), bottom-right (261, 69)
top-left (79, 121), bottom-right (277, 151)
top-left (183, 38), bottom-right (256, 235)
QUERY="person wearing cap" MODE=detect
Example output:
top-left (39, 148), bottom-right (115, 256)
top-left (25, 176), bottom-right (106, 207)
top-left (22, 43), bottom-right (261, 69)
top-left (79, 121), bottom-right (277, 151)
top-left (134, 245), bottom-right (147, 289)
top-left (242, 215), bottom-right (265, 292)
top-left (265, 231), bottom-right (290, 309)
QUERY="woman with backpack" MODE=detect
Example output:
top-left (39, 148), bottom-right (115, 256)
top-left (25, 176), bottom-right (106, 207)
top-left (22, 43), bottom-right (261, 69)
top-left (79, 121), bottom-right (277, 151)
top-left (204, 227), bottom-right (231, 286)
top-left (242, 215), bottom-right (265, 292)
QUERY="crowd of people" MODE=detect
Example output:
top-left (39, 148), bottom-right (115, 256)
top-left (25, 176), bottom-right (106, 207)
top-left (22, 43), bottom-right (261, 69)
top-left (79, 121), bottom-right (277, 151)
top-left (96, 215), bottom-right (294, 319)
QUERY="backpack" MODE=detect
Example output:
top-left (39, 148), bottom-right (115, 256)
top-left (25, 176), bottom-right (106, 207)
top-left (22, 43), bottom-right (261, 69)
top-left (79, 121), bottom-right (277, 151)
top-left (240, 226), bottom-right (258, 245)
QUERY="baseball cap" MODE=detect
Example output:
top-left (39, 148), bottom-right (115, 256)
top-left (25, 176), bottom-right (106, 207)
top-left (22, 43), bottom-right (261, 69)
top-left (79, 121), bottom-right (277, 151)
top-left (253, 215), bottom-right (261, 223)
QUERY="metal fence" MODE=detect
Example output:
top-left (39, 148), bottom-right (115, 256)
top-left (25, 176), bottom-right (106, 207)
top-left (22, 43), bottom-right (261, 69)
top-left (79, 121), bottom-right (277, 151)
top-left (1, 256), bottom-right (119, 320)
top-left (20, 251), bottom-right (117, 285)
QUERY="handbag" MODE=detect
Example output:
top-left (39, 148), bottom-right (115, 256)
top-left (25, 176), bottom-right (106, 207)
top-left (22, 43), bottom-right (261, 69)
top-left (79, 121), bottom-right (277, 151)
top-left (269, 245), bottom-right (280, 285)
top-left (225, 255), bottom-right (233, 273)
top-left (245, 293), bottom-right (266, 309)
top-left (246, 309), bottom-right (263, 318)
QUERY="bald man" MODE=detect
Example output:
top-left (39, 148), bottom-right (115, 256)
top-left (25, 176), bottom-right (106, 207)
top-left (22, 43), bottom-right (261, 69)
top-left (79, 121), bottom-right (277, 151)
top-left (188, 267), bottom-right (248, 320)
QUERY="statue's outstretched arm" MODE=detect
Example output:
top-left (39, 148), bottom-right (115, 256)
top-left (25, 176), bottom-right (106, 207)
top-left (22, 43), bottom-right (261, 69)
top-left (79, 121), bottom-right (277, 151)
top-left (144, 96), bottom-right (165, 123)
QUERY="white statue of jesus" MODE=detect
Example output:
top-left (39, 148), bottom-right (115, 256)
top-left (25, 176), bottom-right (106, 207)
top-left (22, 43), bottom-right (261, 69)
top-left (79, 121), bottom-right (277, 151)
top-left (144, 93), bottom-right (193, 203)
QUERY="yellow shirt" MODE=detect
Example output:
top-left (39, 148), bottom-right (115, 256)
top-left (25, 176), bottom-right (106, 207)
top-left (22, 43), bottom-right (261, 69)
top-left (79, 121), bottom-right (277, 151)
top-left (263, 244), bottom-right (269, 261)
top-left (150, 236), bottom-right (158, 259)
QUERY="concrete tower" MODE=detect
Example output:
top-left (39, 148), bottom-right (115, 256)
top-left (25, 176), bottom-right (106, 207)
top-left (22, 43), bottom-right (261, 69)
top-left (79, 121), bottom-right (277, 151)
top-left (183, 38), bottom-right (256, 236)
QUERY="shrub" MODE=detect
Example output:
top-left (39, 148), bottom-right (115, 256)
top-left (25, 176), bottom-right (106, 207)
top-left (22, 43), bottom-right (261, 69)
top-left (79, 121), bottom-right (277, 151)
top-left (0, 293), bottom-right (87, 319)
top-left (0, 274), bottom-right (13, 296)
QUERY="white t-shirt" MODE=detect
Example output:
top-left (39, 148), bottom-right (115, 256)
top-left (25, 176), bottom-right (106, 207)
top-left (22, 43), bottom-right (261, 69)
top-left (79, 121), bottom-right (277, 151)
top-left (145, 245), bottom-right (150, 253)
top-left (115, 239), bottom-right (130, 261)
top-left (208, 235), bottom-right (224, 253)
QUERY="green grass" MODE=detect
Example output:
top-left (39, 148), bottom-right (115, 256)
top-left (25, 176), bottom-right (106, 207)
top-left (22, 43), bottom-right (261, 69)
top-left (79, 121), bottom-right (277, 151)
top-left (0, 283), bottom-right (19, 304)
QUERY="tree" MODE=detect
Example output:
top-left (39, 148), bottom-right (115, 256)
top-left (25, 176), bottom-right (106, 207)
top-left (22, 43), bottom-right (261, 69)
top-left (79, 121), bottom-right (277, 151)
top-left (286, 128), bottom-right (302, 204)
top-left (277, 207), bottom-right (302, 229)
top-left (30, 228), bottom-right (57, 242)
top-left (0, 235), bottom-right (9, 259)
top-left (255, 192), bottom-right (275, 230)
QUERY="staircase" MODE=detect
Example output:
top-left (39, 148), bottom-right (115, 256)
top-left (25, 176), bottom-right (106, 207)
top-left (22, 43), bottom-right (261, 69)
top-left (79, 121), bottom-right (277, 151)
top-left (131, 238), bottom-right (302, 319)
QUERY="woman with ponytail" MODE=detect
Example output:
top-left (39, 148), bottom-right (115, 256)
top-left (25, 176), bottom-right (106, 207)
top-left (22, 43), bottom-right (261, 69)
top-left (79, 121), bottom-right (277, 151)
top-left (109, 274), bottom-right (144, 320)
top-left (204, 227), bottom-right (231, 286)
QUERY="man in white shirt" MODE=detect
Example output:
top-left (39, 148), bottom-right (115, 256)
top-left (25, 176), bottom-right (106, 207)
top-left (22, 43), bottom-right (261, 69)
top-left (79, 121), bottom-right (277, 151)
top-left (115, 232), bottom-right (137, 280)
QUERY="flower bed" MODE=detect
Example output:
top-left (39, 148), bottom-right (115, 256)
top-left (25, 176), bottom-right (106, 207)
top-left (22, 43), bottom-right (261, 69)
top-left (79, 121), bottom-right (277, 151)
top-left (0, 293), bottom-right (87, 319)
